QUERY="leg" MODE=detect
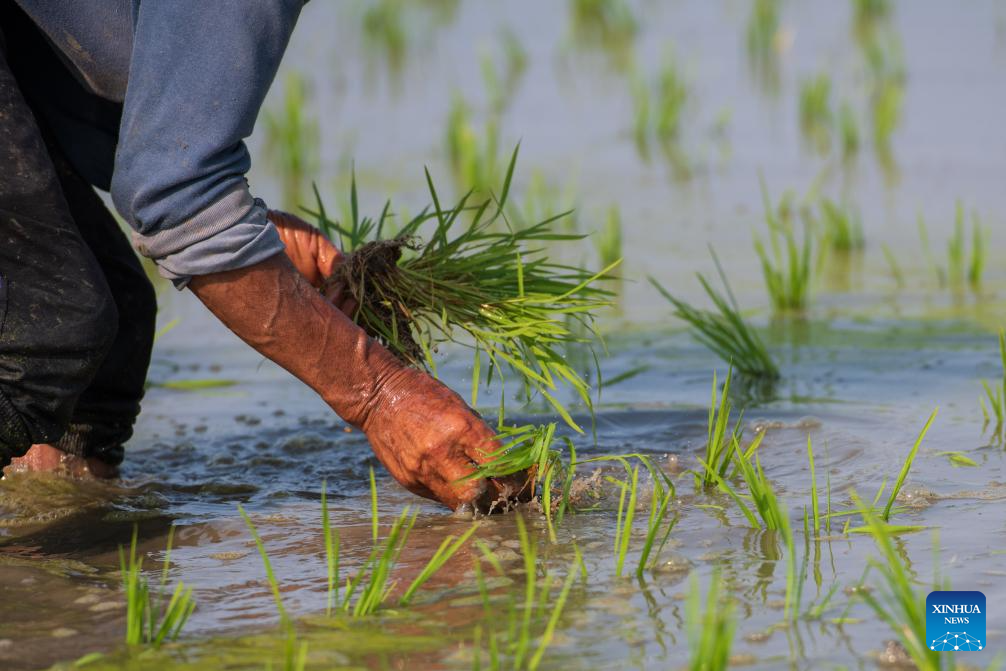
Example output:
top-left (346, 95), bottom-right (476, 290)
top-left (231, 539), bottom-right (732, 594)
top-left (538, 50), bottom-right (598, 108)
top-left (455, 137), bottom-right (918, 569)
top-left (45, 146), bottom-right (158, 467)
top-left (0, 39), bottom-right (118, 470)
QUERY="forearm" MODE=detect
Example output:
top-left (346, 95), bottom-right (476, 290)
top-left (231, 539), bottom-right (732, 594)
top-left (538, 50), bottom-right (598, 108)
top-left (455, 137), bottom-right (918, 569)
top-left (188, 253), bottom-right (525, 510)
top-left (187, 253), bottom-right (396, 427)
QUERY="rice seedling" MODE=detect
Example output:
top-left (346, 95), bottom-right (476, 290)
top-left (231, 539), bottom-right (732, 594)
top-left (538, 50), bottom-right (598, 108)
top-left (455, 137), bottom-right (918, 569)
top-left (593, 205), bottom-right (623, 270)
top-left (685, 568), bottom-right (736, 671)
top-left (968, 211), bottom-right (986, 288)
top-left (480, 30), bottom-right (528, 115)
top-left (745, 0), bottom-right (782, 96)
top-left (347, 470), bottom-right (478, 614)
top-left (568, 0), bottom-right (636, 68)
top-left (609, 465), bottom-right (639, 577)
top-left (935, 451), bottom-right (979, 468)
top-left (881, 243), bottom-right (904, 287)
top-left (853, 0), bottom-right (891, 27)
top-left (444, 94), bottom-right (502, 194)
top-left (304, 147), bottom-right (616, 433)
top-left (630, 72), bottom-right (650, 157)
top-left (635, 481), bottom-right (677, 579)
top-left (501, 30), bottom-right (528, 84)
top-left (119, 525), bottom-right (196, 648)
top-left (655, 52), bottom-right (688, 144)
top-left (818, 198), bottom-right (865, 252)
top-left (473, 515), bottom-right (583, 670)
top-left (947, 202), bottom-right (967, 288)
top-left (321, 480), bottom-right (339, 617)
top-left (839, 101), bottom-right (860, 160)
top-left (269, 629), bottom-right (308, 671)
top-left (806, 435), bottom-right (820, 534)
top-left (850, 491), bottom-right (948, 671)
top-left (798, 73), bottom-right (833, 155)
top-left (869, 58), bottom-right (904, 154)
top-left (721, 432), bottom-right (789, 531)
top-left (834, 410), bottom-right (936, 532)
top-left (263, 72), bottom-right (319, 210)
top-left (238, 505), bottom-right (289, 623)
top-left (918, 203), bottom-right (986, 289)
top-left (754, 179), bottom-right (814, 312)
top-left (703, 430), bottom-right (803, 621)
top-left (342, 506), bottom-right (417, 617)
top-left (694, 367), bottom-right (744, 490)
top-left (881, 409), bottom-right (937, 522)
top-left (861, 31), bottom-right (909, 155)
top-left (527, 552), bottom-right (581, 671)
top-left (243, 471), bottom-right (476, 623)
top-left (980, 329), bottom-right (1006, 442)
top-left (362, 0), bottom-right (407, 75)
top-left (418, 0), bottom-right (460, 23)
top-left (399, 524), bottom-right (478, 606)
top-left (649, 256), bottom-right (779, 380)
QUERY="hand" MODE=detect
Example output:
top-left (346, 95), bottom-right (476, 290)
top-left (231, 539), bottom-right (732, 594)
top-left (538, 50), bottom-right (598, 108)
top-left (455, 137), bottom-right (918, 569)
top-left (267, 209), bottom-right (357, 316)
top-left (356, 364), bottom-right (532, 511)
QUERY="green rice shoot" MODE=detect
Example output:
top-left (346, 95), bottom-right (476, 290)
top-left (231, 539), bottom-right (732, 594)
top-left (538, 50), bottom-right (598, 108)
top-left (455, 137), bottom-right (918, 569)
top-left (798, 73), bottom-right (833, 155)
top-left (695, 367), bottom-right (745, 489)
top-left (818, 198), bottom-right (865, 252)
top-left (444, 93), bottom-right (501, 193)
top-left (609, 465), bottom-right (639, 578)
top-left (650, 258), bottom-right (779, 381)
top-left (473, 515), bottom-right (583, 670)
top-left (850, 491), bottom-right (948, 671)
top-left (686, 568), bottom-right (736, 671)
top-left (119, 525), bottom-right (196, 648)
top-left (881, 408), bottom-right (937, 522)
top-left (839, 101), bottom-right (860, 159)
top-left (755, 179), bottom-right (814, 312)
top-left (594, 205), bottom-right (623, 270)
top-left (242, 473), bottom-right (475, 623)
top-left (980, 328), bottom-right (1005, 442)
top-left (263, 72), bottom-right (319, 210)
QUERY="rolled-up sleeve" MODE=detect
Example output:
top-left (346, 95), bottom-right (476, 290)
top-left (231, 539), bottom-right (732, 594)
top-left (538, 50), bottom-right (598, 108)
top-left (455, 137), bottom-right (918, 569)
top-left (110, 0), bottom-right (304, 286)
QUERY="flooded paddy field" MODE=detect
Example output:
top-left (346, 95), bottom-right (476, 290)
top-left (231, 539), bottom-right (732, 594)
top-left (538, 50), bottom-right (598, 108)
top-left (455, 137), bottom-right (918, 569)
top-left (3, 1), bottom-right (1006, 669)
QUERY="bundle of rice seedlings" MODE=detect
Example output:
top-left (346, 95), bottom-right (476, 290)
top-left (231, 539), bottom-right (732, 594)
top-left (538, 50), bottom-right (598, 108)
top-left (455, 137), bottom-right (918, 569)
top-left (303, 147), bottom-right (618, 432)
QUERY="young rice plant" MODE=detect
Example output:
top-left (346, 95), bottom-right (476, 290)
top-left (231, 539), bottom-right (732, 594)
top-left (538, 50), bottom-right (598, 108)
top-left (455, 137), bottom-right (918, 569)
top-left (304, 147), bottom-right (617, 433)
top-left (119, 525), bottom-right (196, 648)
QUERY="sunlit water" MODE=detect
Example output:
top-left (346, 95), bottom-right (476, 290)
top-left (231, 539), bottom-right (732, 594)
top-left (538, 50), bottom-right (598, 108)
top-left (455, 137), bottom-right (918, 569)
top-left (2, 1), bottom-right (1006, 669)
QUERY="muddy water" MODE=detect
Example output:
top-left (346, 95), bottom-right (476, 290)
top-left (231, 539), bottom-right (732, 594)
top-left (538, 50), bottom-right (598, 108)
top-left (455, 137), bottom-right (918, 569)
top-left (3, 1), bottom-right (1006, 669)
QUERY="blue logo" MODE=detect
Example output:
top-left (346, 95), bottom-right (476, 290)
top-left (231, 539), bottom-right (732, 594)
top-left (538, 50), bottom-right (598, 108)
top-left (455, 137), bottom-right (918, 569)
top-left (926, 591), bottom-right (986, 652)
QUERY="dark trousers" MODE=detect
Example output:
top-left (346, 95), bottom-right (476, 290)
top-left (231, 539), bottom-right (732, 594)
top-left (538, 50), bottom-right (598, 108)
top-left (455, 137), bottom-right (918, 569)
top-left (0, 6), bottom-right (156, 468)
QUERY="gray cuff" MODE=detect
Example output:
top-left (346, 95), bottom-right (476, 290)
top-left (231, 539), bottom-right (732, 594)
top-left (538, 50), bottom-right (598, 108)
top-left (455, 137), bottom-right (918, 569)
top-left (131, 186), bottom-right (285, 288)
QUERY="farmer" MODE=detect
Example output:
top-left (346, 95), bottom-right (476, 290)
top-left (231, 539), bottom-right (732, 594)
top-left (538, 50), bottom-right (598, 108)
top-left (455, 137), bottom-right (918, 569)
top-left (0, 1), bottom-right (513, 510)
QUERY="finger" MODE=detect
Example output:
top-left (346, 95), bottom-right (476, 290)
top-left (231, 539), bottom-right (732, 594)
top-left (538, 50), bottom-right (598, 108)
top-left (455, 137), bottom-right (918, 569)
top-left (428, 455), bottom-right (491, 512)
top-left (313, 233), bottom-right (344, 279)
top-left (322, 282), bottom-right (359, 319)
top-left (399, 479), bottom-right (438, 503)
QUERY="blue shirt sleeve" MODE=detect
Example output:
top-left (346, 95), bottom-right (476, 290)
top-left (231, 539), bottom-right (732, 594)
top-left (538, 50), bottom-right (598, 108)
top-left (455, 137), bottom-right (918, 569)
top-left (110, 0), bottom-right (305, 286)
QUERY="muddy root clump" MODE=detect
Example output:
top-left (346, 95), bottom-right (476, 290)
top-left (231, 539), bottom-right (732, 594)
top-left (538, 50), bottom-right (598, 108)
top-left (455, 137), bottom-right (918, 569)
top-left (321, 237), bottom-right (423, 364)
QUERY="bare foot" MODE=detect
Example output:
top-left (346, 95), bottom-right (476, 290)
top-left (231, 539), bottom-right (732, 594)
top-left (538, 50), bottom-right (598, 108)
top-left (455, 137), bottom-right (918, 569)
top-left (3, 443), bottom-right (118, 479)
